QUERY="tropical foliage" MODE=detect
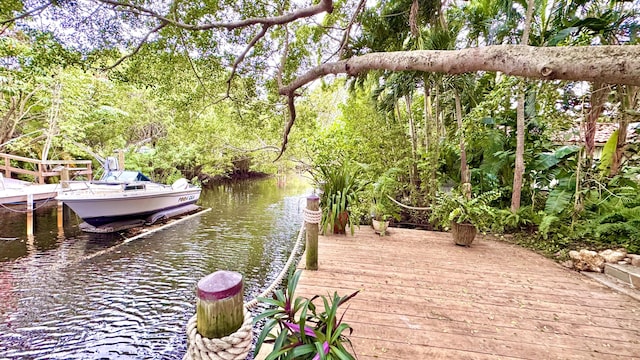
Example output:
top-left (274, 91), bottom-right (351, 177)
top-left (430, 190), bottom-right (501, 232)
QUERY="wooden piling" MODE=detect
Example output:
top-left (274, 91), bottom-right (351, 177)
top-left (57, 201), bottom-right (64, 229)
top-left (61, 167), bottom-right (69, 189)
top-left (196, 270), bottom-right (244, 339)
top-left (26, 193), bottom-right (34, 237)
top-left (117, 150), bottom-right (125, 170)
top-left (306, 194), bottom-right (319, 270)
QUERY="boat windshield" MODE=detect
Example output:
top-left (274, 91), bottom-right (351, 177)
top-left (100, 171), bottom-right (151, 183)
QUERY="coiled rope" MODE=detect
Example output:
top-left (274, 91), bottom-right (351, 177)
top-left (184, 309), bottom-right (253, 360)
top-left (184, 205), bottom-right (322, 360)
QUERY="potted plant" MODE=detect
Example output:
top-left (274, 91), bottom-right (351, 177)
top-left (368, 170), bottom-right (401, 236)
top-left (430, 189), bottom-right (499, 246)
top-left (311, 161), bottom-right (365, 235)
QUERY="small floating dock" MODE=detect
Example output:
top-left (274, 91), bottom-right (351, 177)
top-left (295, 228), bottom-right (640, 359)
top-left (0, 180), bottom-right (89, 205)
top-left (1, 152), bottom-right (93, 205)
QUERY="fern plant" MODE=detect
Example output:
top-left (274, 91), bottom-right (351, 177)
top-left (430, 189), bottom-right (500, 232)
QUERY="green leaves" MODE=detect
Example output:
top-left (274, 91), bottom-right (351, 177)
top-left (311, 161), bottom-right (367, 235)
top-left (431, 189), bottom-right (500, 231)
top-left (254, 270), bottom-right (358, 360)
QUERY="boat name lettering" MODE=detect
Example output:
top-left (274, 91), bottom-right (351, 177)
top-left (178, 195), bottom-right (196, 202)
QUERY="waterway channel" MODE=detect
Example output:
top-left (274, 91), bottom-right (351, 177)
top-left (0, 176), bottom-right (310, 359)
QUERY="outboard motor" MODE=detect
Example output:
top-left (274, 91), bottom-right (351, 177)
top-left (172, 178), bottom-right (190, 190)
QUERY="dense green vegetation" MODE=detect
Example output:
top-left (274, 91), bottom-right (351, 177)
top-left (1, 0), bottom-right (639, 254)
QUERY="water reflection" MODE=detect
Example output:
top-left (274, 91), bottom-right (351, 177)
top-left (0, 176), bottom-right (310, 359)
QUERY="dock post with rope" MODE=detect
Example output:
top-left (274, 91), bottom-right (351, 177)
top-left (304, 194), bottom-right (321, 270)
top-left (184, 199), bottom-right (316, 360)
top-left (184, 271), bottom-right (253, 360)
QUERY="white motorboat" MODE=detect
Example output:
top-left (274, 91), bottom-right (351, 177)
top-left (56, 170), bottom-right (201, 227)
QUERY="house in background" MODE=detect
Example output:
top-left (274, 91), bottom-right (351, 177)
top-left (555, 122), bottom-right (640, 159)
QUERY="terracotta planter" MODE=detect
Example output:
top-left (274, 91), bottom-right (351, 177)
top-left (372, 219), bottom-right (390, 236)
top-left (333, 211), bottom-right (349, 234)
top-left (450, 221), bottom-right (477, 246)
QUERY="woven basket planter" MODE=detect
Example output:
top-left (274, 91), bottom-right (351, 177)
top-left (450, 221), bottom-right (477, 246)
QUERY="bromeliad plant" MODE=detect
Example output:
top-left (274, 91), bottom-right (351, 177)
top-left (253, 270), bottom-right (359, 360)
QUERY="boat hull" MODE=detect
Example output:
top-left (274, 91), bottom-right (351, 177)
top-left (58, 188), bottom-right (201, 227)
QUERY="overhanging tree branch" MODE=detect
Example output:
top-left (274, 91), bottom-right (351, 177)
top-left (0, 1), bottom-right (53, 26)
top-left (102, 21), bottom-right (168, 70)
top-left (96, 0), bottom-right (334, 31)
top-left (281, 45), bottom-right (640, 94)
top-left (275, 45), bottom-right (640, 156)
top-left (226, 24), bottom-right (269, 96)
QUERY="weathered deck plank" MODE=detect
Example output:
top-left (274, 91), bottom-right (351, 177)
top-left (295, 227), bottom-right (640, 359)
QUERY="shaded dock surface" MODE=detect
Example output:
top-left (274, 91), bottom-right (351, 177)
top-left (296, 228), bottom-right (640, 359)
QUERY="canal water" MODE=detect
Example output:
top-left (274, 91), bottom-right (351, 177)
top-left (0, 176), bottom-right (310, 359)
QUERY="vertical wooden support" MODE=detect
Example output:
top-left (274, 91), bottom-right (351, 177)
top-left (26, 193), bottom-right (34, 237)
top-left (57, 201), bottom-right (64, 230)
top-left (196, 270), bottom-right (244, 339)
top-left (117, 150), bottom-right (125, 171)
top-left (306, 194), bottom-right (319, 270)
top-left (61, 167), bottom-right (70, 189)
top-left (5, 156), bottom-right (11, 178)
top-left (87, 163), bottom-right (93, 181)
top-left (37, 163), bottom-right (45, 184)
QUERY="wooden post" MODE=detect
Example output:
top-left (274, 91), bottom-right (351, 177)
top-left (26, 193), bottom-right (34, 237)
top-left (87, 162), bottom-right (93, 181)
top-left (57, 201), bottom-right (64, 230)
top-left (117, 150), bottom-right (125, 170)
top-left (306, 194), bottom-right (319, 270)
top-left (196, 270), bottom-right (244, 339)
top-left (61, 167), bottom-right (70, 189)
top-left (5, 156), bottom-right (11, 178)
top-left (37, 163), bottom-right (45, 184)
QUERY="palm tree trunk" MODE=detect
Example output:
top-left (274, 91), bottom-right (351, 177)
top-left (511, 92), bottom-right (526, 212)
top-left (454, 89), bottom-right (470, 198)
top-left (585, 82), bottom-right (607, 160)
top-left (510, 0), bottom-right (534, 212)
top-left (406, 93), bottom-right (420, 190)
top-left (424, 84), bottom-right (432, 149)
top-left (611, 86), bottom-right (638, 176)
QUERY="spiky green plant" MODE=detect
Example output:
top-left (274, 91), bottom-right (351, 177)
top-left (311, 161), bottom-right (366, 235)
top-left (253, 270), bottom-right (358, 360)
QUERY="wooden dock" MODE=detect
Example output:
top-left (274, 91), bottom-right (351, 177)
top-left (295, 228), bottom-right (640, 359)
top-left (0, 181), bottom-right (89, 205)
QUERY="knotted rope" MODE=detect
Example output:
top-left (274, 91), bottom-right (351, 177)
top-left (184, 309), bottom-right (253, 360)
top-left (302, 207), bottom-right (322, 225)
top-left (185, 204), bottom-right (321, 360)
